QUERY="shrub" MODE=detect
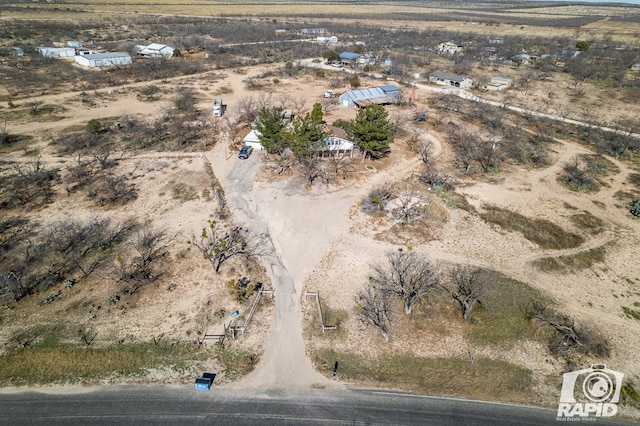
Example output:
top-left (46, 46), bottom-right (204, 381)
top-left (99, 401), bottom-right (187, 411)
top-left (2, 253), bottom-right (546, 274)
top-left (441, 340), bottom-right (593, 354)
top-left (629, 199), bottom-right (640, 218)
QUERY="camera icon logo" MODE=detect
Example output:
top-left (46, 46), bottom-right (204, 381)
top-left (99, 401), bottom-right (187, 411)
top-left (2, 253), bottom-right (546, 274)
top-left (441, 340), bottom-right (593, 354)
top-left (557, 364), bottom-right (624, 419)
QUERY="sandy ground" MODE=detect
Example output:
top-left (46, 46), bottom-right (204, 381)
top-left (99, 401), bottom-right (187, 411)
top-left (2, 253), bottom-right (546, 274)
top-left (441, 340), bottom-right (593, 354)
top-left (1, 59), bottom-right (639, 417)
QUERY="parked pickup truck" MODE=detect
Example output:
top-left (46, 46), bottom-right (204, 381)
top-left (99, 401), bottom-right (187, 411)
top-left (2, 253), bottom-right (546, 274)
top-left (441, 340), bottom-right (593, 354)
top-left (323, 90), bottom-right (335, 98)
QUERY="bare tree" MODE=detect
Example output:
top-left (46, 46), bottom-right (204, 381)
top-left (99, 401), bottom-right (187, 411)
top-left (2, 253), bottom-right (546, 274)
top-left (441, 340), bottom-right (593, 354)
top-left (371, 250), bottom-right (439, 315)
top-left (114, 223), bottom-right (173, 288)
top-left (529, 302), bottom-right (609, 357)
top-left (325, 153), bottom-right (355, 179)
top-left (419, 139), bottom-right (435, 165)
top-left (47, 217), bottom-right (134, 279)
top-left (190, 220), bottom-right (271, 273)
top-left (356, 284), bottom-right (392, 341)
top-left (445, 266), bottom-right (485, 322)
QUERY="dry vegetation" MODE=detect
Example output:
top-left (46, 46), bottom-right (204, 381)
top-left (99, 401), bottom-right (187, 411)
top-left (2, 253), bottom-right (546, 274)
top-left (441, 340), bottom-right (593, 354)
top-left (1, 0), bottom-right (640, 417)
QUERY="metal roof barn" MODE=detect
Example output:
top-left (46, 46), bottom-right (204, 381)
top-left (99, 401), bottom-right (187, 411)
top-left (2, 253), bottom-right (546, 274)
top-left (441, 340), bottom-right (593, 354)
top-left (36, 47), bottom-right (76, 58)
top-left (75, 52), bottom-right (132, 67)
top-left (338, 85), bottom-right (399, 108)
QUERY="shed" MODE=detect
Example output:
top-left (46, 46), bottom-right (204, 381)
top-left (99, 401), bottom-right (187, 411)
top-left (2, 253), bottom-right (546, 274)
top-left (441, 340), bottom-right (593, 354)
top-left (243, 129), bottom-right (264, 151)
top-left (36, 47), bottom-right (76, 58)
top-left (428, 71), bottom-right (473, 88)
top-left (67, 41), bottom-right (83, 48)
top-left (338, 86), bottom-right (397, 108)
top-left (486, 76), bottom-right (512, 91)
top-left (75, 52), bottom-right (132, 67)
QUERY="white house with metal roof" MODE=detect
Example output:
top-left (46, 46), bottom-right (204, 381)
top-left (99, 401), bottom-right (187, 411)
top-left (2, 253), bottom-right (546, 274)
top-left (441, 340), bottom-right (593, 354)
top-left (75, 52), bottom-right (132, 67)
top-left (428, 71), bottom-right (473, 88)
top-left (135, 43), bottom-right (174, 58)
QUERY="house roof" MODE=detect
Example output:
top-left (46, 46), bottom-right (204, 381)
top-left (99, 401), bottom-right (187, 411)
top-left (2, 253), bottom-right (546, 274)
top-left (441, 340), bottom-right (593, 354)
top-left (491, 77), bottom-right (512, 83)
top-left (147, 43), bottom-right (170, 51)
top-left (81, 52), bottom-right (131, 59)
top-left (243, 129), bottom-right (262, 143)
top-left (323, 136), bottom-right (353, 151)
top-left (340, 52), bottom-right (362, 60)
top-left (37, 46), bottom-right (75, 52)
top-left (430, 71), bottom-right (468, 82)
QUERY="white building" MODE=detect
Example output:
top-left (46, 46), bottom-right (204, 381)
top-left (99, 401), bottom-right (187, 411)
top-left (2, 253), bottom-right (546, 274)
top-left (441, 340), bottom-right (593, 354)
top-left (437, 41), bottom-right (463, 55)
top-left (135, 43), bottom-right (174, 58)
top-left (429, 71), bottom-right (473, 88)
top-left (322, 136), bottom-right (353, 156)
top-left (75, 52), bottom-right (132, 67)
top-left (243, 129), bottom-right (264, 151)
top-left (36, 47), bottom-right (76, 58)
top-left (486, 76), bottom-right (513, 91)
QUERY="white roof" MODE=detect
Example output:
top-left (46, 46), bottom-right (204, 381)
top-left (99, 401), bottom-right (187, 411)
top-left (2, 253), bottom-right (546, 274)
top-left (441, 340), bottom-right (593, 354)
top-left (81, 52), bottom-right (130, 59)
top-left (323, 136), bottom-right (353, 151)
top-left (147, 43), bottom-right (169, 51)
top-left (243, 129), bottom-right (262, 143)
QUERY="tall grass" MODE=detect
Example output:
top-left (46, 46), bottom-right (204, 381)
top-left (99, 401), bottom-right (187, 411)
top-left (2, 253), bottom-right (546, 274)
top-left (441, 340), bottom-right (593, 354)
top-left (315, 350), bottom-right (533, 403)
top-left (0, 342), bottom-right (207, 385)
top-left (480, 205), bottom-right (584, 249)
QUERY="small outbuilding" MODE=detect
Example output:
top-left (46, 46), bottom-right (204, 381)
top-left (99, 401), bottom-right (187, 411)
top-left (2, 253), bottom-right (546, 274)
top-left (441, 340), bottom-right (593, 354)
top-left (486, 76), bottom-right (513, 91)
top-left (75, 52), bottom-right (132, 67)
top-left (67, 41), bottom-right (83, 48)
top-left (429, 71), bottom-right (473, 88)
top-left (36, 47), bottom-right (76, 58)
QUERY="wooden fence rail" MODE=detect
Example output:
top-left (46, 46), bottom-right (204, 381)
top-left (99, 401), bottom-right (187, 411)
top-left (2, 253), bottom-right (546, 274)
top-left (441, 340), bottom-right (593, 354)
top-left (305, 291), bottom-right (337, 333)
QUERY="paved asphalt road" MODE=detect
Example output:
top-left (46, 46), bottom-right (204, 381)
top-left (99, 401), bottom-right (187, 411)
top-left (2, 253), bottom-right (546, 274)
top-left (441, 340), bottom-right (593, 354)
top-left (0, 386), bottom-right (634, 425)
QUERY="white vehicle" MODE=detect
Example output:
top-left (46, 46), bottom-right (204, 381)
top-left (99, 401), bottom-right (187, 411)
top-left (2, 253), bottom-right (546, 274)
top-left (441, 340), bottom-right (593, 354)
top-left (323, 90), bottom-right (335, 98)
top-left (213, 98), bottom-right (223, 117)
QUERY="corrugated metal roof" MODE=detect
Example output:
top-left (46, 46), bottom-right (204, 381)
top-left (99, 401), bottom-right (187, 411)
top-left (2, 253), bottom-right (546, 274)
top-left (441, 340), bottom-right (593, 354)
top-left (430, 71), bottom-right (468, 82)
top-left (340, 87), bottom-right (395, 107)
top-left (378, 85), bottom-right (399, 93)
top-left (340, 52), bottom-right (361, 60)
top-left (354, 96), bottom-right (393, 107)
top-left (81, 52), bottom-right (130, 59)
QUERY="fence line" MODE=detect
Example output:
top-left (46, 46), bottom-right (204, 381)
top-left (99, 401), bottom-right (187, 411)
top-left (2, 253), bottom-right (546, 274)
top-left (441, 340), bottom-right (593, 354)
top-left (305, 291), bottom-right (337, 333)
top-left (226, 288), bottom-right (273, 340)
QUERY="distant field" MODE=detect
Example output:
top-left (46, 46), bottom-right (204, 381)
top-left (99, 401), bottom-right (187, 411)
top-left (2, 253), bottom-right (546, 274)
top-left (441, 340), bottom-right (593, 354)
top-left (3, 1), bottom-right (639, 42)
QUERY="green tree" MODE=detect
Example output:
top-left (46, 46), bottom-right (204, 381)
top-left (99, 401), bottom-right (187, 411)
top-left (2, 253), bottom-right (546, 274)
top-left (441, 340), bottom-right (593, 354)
top-left (310, 102), bottom-right (324, 126)
top-left (323, 49), bottom-right (340, 63)
top-left (349, 104), bottom-right (394, 159)
top-left (289, 110), bottom-right (326, 158)
top-left (349, 74), bottom-right (361, 88)
top-left (256, 106), bottom-right (288, 154)
top-left (575, 40), bottom-right (589, 51)
top-left (86, 119), bottom-right (102, 134)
